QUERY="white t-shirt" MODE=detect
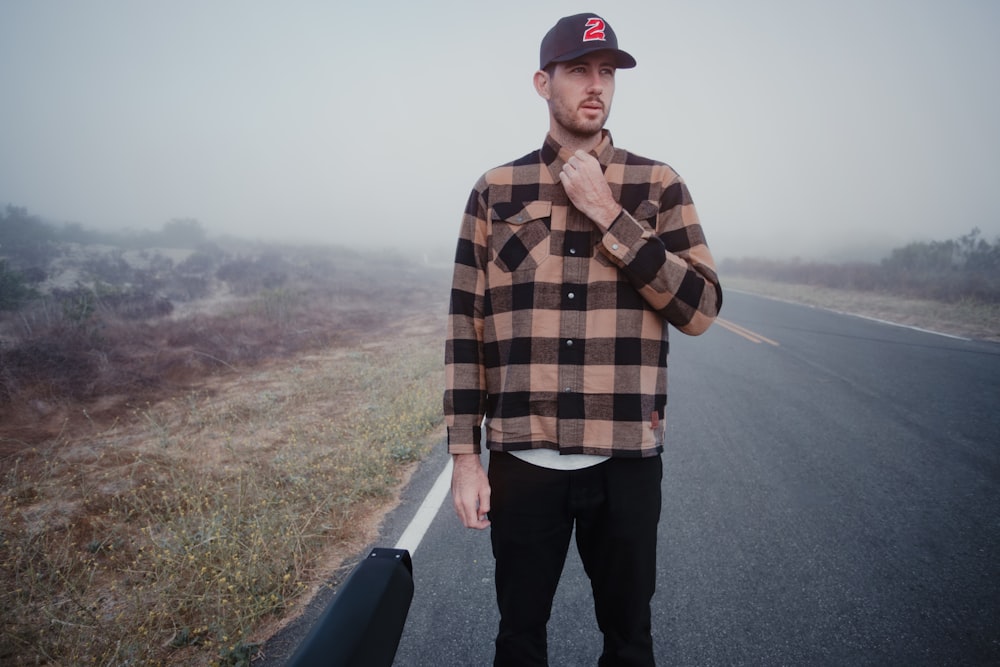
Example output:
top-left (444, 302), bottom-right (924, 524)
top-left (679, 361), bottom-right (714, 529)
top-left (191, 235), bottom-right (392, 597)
top-left (510, 448), bottom-right (610, 470)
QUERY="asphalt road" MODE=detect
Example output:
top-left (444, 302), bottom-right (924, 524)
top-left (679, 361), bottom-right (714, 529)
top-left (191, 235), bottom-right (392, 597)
top-left (261, 290), bottom-right (1000, 666)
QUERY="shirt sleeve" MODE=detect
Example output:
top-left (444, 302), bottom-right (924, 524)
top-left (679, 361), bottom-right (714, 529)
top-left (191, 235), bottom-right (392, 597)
top-left (443, 183), bottom-right (489, 454)
top-left (598, 171), bottom-right (723, 335)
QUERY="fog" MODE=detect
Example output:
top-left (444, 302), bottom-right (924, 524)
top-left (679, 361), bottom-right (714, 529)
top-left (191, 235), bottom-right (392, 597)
top-left (2, 0), bottom-right (998, 261)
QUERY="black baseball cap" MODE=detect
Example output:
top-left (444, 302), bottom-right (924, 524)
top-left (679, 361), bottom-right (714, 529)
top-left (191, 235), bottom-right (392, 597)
top-left (539, 13), bottom-right (637, 70)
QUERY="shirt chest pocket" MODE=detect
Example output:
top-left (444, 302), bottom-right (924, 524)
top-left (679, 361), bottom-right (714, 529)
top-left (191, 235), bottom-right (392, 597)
top-left (490, 201), bottom-right (553, 273)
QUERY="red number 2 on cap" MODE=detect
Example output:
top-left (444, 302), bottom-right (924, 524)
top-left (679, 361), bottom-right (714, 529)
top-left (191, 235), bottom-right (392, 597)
top-left (583, 18), bottom-right (606, 42)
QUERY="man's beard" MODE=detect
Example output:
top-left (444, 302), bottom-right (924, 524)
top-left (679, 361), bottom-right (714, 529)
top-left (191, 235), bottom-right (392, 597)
top-left (551, 98), bottom-right (609, 139)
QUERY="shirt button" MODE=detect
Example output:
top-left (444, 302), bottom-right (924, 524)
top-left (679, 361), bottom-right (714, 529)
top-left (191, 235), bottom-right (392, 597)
top-left (569, 247), bottom-right (577, 255)
top-left (611, 243), bottom-right (620, 251)
top-left (567, 292), bottom-right (575, 300)
top-left (564, 387), bottom-right (573, 392)
top-left (566, 339), bottom-right (574, 347)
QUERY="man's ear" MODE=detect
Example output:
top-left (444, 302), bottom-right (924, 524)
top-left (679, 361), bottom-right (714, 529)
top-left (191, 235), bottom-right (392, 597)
top-left (533, 69), bottom-right (551, 100)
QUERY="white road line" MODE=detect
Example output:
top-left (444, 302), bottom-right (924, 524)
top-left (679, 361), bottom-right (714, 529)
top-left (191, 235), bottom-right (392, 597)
top-left (394, 457), bottom-right (453, 556)
top-left (844, 312), bottom-right (971, 341)
top-left (727, 288), bottom-right (972, 341)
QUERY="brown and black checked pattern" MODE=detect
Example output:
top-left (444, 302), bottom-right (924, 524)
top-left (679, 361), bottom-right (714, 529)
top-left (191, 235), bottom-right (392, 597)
top-left (445, 131), bottom-right (722, 458)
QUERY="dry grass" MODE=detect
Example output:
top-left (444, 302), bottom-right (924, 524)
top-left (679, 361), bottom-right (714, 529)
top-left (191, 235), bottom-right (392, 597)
top-left (725, 276), bottom-right (1000, 343)
top-left (1, 310), bottom-right (446, 665)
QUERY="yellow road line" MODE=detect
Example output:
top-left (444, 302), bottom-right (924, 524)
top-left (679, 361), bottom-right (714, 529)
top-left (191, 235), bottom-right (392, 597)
top-left (716, 318), bottom-right (780, 346)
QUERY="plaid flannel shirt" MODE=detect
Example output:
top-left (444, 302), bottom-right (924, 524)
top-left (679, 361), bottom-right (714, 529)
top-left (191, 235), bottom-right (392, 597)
top-left (445, 131), bottom-right (722, 458)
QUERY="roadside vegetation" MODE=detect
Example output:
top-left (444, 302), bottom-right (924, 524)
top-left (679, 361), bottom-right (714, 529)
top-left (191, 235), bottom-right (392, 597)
top-left (0, 205), bottom-right (449, 665)
top-left (721, 228), bottom-right (1000, 304)
top-left (721, 228), bottom-right (1000, 341)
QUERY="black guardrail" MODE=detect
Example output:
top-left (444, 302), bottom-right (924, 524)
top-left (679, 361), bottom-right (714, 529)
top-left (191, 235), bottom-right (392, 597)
top-left (287, 547), bottom-right (414, 667)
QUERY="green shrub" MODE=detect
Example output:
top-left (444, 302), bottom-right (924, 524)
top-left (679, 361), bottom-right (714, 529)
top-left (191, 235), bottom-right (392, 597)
top-left (0, 260), bottom-right (39, 311)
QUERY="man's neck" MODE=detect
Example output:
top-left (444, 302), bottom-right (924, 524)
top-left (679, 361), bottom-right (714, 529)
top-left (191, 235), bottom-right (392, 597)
top-left (549, 125), bottom-right (603, 154)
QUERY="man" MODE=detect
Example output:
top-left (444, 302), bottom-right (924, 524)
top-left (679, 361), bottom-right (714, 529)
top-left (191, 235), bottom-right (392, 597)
top-left (445, 12), bottom-right (722, 666)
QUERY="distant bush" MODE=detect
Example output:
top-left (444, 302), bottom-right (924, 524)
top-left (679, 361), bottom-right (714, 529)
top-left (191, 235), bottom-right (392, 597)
top-left (164, 275), bottom-right (212, 302)
top-left (20, 266), bottom-right (47, 284)
top-left (177, 250), bottom-right (217, 275)
top-left (0, 260), bottom-right (40, 311)
top-left (160, 218), bottom-right (207, 248)
top-left (723, 228), bottom-right (1000, 304)
top-left (216, 253), bottom-right (289, 296)
top-left (99, 288), bottom-right (174, 320)
top-left (0, 205), bottom-right (59, 269)
top-left (82, 248), bottom-right (136, 285)
top-left (880, 229), bottom-right (1000, 302)
top-left (0, 322), bottom-right (109, 403)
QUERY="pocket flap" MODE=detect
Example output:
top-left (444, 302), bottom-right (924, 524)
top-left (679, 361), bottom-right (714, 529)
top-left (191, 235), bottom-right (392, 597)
top-left (492, 201), bottom-right (552, 225)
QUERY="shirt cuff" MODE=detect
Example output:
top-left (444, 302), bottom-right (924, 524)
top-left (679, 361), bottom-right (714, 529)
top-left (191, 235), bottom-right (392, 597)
top-left (601, 209), bottom-right (649, 264)
top-left (446, 425), bottom-right (482, 455)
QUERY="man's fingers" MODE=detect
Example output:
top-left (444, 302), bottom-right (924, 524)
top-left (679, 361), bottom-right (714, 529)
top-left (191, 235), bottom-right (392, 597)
top-left (451, 454), bottom-right (492, 529)
top-left (460, 488), bottom-right (490, 529)
top-left (558, 151), bottom-right (620, 228)
top-left (456, 499), bottom-right (490, 529)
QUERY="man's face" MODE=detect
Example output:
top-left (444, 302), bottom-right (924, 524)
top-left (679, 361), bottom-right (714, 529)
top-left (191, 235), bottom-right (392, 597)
top-left (542, 52), bottom-right (617, 141)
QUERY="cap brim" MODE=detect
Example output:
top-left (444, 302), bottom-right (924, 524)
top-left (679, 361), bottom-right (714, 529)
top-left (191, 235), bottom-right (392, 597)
top-left (549, 46), bottom-right (637, 69)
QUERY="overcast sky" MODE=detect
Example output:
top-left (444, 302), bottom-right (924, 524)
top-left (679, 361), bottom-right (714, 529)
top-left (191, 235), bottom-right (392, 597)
top-left (1, 1), bottom-right (998, 260)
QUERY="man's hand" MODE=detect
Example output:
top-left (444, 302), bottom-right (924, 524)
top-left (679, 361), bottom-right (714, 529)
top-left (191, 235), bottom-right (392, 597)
top-left (451, 453), bottom-right (491, 530)
top-left (559, 150), bottom-right (622, 230)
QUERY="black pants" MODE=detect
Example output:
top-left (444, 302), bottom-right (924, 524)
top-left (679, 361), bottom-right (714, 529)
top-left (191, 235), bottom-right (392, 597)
top-left (487, 451), bottom-right (663, 667)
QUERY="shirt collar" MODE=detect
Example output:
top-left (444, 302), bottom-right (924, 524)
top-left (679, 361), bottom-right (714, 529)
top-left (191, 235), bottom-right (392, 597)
top-left (542, 130), bottom-right (616, 181)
